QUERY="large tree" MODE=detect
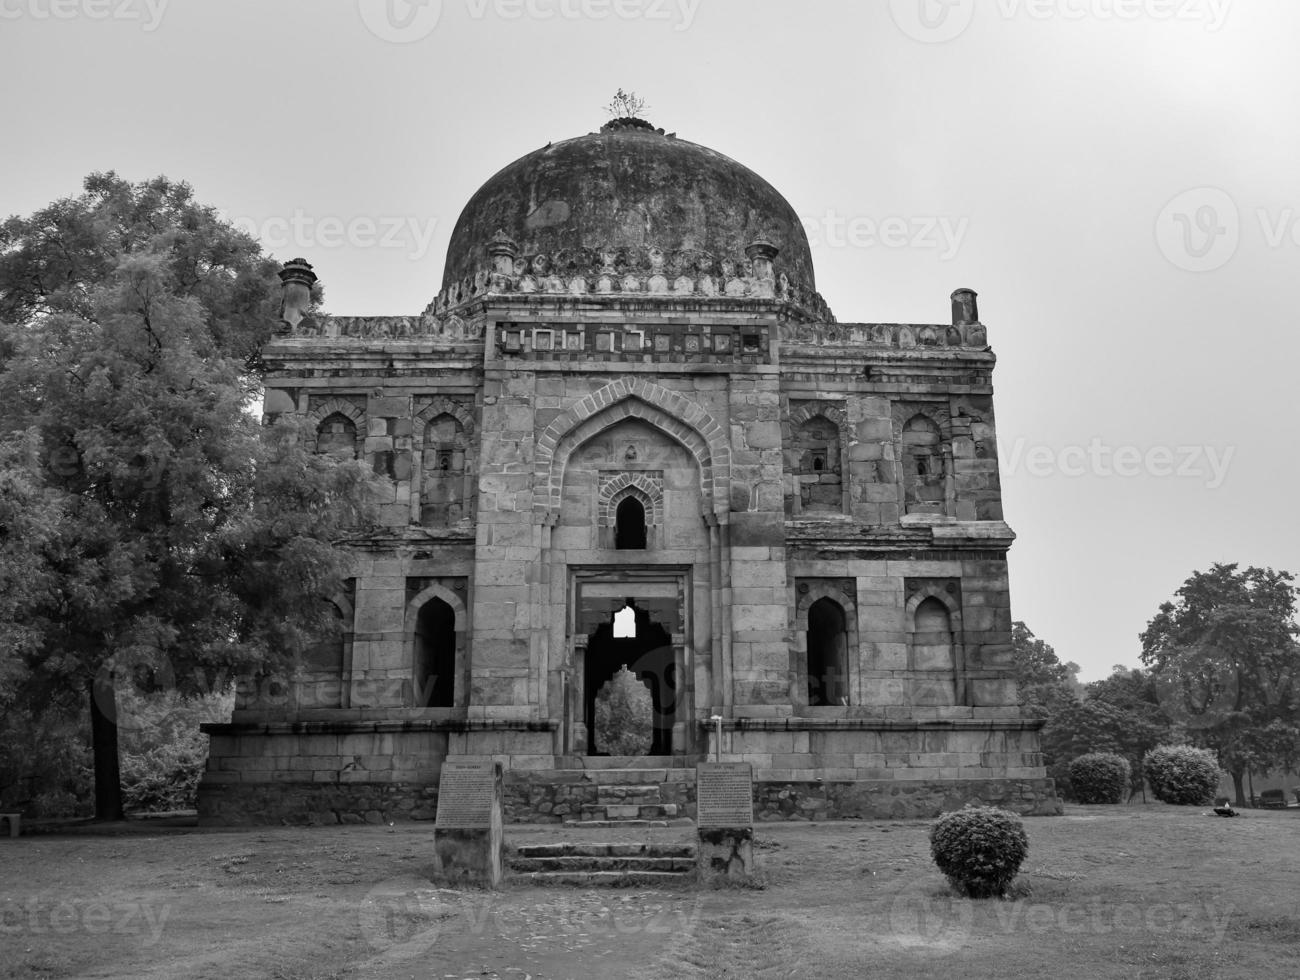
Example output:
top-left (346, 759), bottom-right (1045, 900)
top-left (0, 173), bottom-right (373, 819)
top-left (1140, 563), bottom-right (1300, 806)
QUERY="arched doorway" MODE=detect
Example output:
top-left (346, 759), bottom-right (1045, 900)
top-left (807, 597), bottom-right (848, 706)
top-left (584, 601), bottom-right (675, 756)
top-left (413, 597), bottom-right (456, 707)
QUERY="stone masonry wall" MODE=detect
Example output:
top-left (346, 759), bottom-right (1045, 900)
top-left (197, 775), bottom-right (1060, 826)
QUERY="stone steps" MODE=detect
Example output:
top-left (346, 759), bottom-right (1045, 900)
top-left (507, 841), bottom-right (696, 887)
top-left (581, 802), bottom-right (679, 821)
top-left (510, 870), bottom-right (693, 887)
top-left (596, 784), bottom-right (664, 803)
top-left (563, 818), bottom-right (672, 829)
top-left (510, 855), bottom-right (694, 873)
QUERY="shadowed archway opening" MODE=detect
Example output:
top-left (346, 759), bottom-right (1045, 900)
top-left (807, 597), bottom-right (848, 706)
top-left (585, 601), bottom-right (674, 755)
top-left (614, 496), bottom-right (647, 550)
top-left (413, 597), bottom-right (455, 707)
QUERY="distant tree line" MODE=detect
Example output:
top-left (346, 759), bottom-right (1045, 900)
top-left (1014, 563), bottom-right (1300, 806)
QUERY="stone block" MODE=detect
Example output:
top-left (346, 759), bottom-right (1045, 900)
top-left (729, 512), bottom-right (785, 547)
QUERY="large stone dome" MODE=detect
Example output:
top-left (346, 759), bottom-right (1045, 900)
top-left (441, 120), bottom-right (817, 296)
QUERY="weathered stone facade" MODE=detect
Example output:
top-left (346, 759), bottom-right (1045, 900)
top-left (199, 119), bottom-right (1059, 824)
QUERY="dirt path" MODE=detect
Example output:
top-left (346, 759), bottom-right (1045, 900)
top-left (1, 806), bottom-right (1297, 979)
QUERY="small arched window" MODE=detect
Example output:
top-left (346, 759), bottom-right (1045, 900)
top-left (902, 414), bottom-right (947, 514)
top-left (422, 413), bottom-right (469, 526)
top-left (316, 413), bottom-right (358, 459)
top-left (792, 415), bottom-right (842, 514)
top-left (615, 497), bottom-right (647, 550)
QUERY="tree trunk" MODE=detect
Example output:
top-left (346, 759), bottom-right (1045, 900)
top-left (1231, 770), bottom-right (1246, 808)
top-left (88, 677), bottom-right (124, 821)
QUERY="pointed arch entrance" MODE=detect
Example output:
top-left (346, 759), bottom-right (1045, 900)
top-left (584, 601), bottom-right (675, 756)
top-left (569, 570), bottom-right (692, 759)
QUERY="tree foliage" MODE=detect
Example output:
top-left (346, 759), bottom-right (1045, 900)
top-left (1140, 563), bottom-right (1300, 805)
top-left (0, 173), bottom-right (374, 819)
top-left (1010, 621), bottom-right (1083, 718)
top-left (593, 666), bottom-right (653, 756)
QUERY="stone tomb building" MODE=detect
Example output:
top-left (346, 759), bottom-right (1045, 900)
top-left (199, 118), bottom-right (1059, 824)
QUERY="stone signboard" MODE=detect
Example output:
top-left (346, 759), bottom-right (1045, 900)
top-left (433, 761), bottom-right (504, 887)
top-left (696, 762), bottom-right (754, 827)
top-left (435, 762), bottom-right (497, 829)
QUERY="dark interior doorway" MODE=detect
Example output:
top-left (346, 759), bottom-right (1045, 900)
top-left (584, 601), bottom-right (674, 755)
top-left (614, 497), bottom-right (647, 550)
top-left (807, 597), bottom-right (848, 706)
top-left (414, 597), bottom-right (455, 707)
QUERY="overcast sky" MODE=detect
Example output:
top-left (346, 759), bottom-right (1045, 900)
top-left (3, 0), bottom-right (1295, 681)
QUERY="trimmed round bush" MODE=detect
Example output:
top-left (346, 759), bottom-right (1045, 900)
top-left (929, 805), bottom-right (1029, 898)
top-left (1068, 752), bottom-right (1131, 804)
top-left (1143, 744), bottom-right (1222, 806)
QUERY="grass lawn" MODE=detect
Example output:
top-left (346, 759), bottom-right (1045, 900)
top-left (0, 803), bottom-right (1297, 979)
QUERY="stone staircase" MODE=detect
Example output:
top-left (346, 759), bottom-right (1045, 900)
top-left (505, 762), bottom-right (695, 827)
top-left (507, 840), bottom-right (696, 886)
top-left (503, 761), bottom-right (699, 886)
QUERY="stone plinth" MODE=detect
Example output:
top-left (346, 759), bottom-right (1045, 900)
top-left (696, 762), bottom-right (755, 882)
top-left (697, 826), bottom-right (754, 881)
top-left (432, 761), bottom-right (503, 887)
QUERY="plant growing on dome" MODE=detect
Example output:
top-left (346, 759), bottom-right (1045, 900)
top-left (605, 88), bottom-right (649, 121)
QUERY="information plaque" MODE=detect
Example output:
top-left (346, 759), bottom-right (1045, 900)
top-left (696, 762), bottom-right (754, 827)
top-left (434, 762), bottom-right (498, 829)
